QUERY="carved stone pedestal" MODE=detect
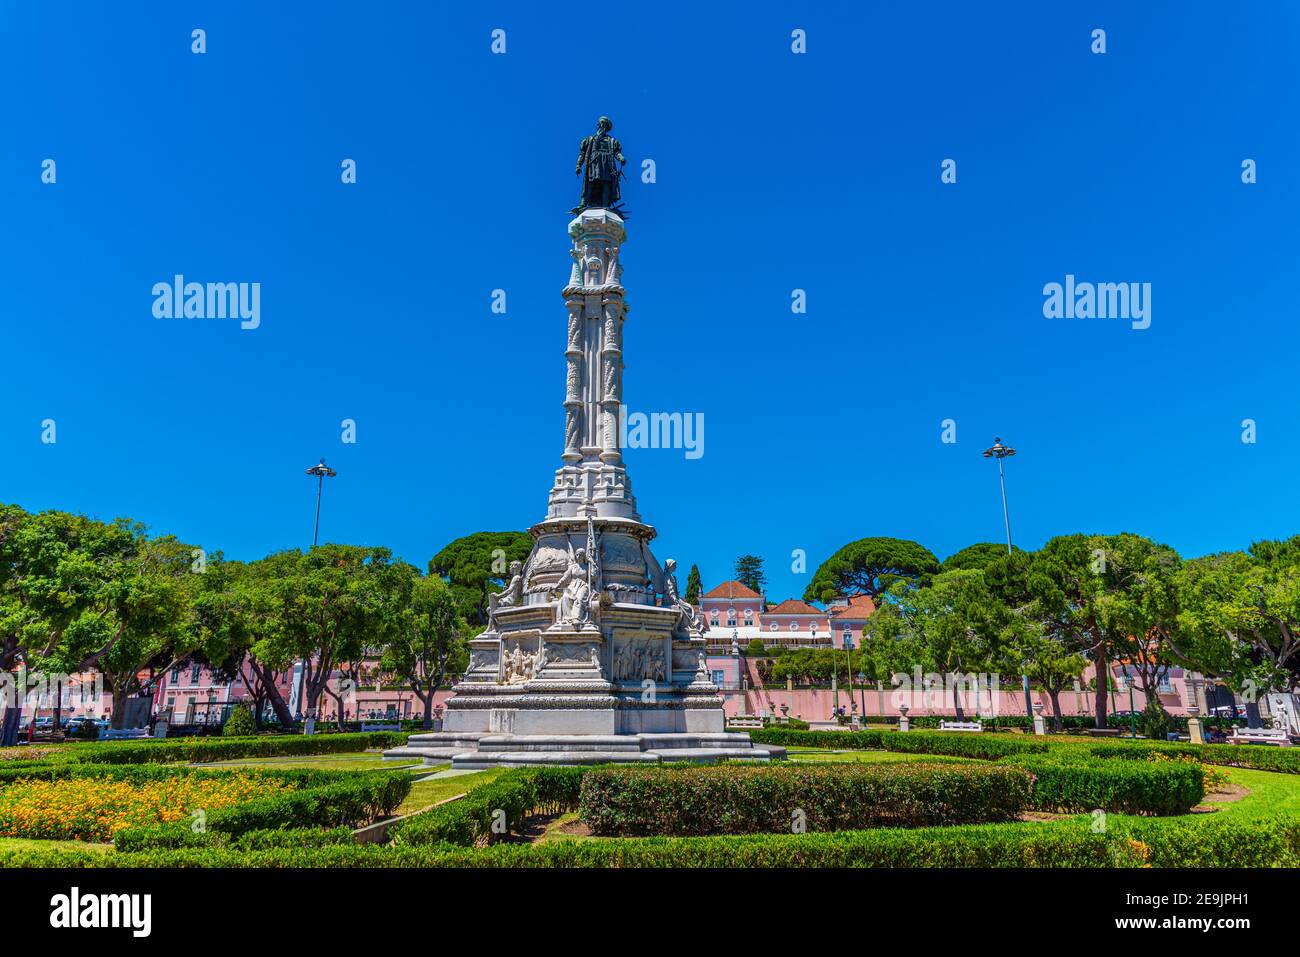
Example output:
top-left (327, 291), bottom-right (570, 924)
top-left (386, 201), bottom-right (775, 769)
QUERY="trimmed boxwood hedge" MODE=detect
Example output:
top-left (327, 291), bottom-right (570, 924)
top-left (55, 731), bottom-right (407, 766)
top-left (747, 727), bottom-right (1048, 760)
top-left (3, 813), bottom-right (1296, 868)
top-left (389, 766), bottom-right (585, 847)
top-left (578, 762), bottom-right (1034, 836)
top-left (1004, 754), bottom-right (1205, 815)
top-left (749, 726), bottom-right (1300, 774)
top-left (1084, 740), bottom-right (1300, 775)
top-left (111, 769), bottom-right (410, 850)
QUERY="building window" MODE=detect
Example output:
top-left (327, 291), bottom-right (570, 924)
top-left (711, 670), bottom-right (725, 686)
top-left (190, 665), bottom-right (201, 685)
top-left (170, 666), bottom-right (180, 684)
top-left (769, 623), bottom-right (777, 632)
top-left (709, 613), bottom-right (719, 627)
top-left (744, 609), bottom-right (753, 625)
top-left (726, 610), bottom-right (736, 627)
top-left (811, 622), bottom-right (819, 635)
top-left (1158, 673), bottom-right (1173, 694)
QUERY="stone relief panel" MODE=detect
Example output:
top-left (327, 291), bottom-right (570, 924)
top-left (612, 634), bottom-right (667, 683)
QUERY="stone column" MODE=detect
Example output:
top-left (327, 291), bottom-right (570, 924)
top-left (599, 298), bottom-right (624, 464)
top-left (563, 300), bottom-right (583, 464)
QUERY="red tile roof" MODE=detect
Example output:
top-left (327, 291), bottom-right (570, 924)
top-left (702, 580), bottom-right (763, 600)
top-left (830, 594), bottom-right (877, 620)
top-left (764, 599), bottom-right (825, 617)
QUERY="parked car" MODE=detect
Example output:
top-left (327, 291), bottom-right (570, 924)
top-left (64, 716), bottom-right (108, 734)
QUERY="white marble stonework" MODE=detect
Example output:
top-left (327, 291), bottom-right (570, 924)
top-left (386, 209), bottom-right (783, 767)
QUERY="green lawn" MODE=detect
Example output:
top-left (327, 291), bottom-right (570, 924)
top-left (0, 836), bottom-right (112, 854)
top-left (396, 769), bottom-right (505, 815)
top-left (1192, 766), bottom-right (1300, 819)
top-left (785, 747), bottom-right (974, 764)
top-left (192, 752), bottom-right (420, 772)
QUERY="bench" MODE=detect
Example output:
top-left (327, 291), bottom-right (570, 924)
top-left (361, 722), bottom-right (402, 733)
top-left (726, 717), bottom-right (764, 729)
top-left (937, 721), bottom-right (982, 733)
top-left (102, 728), bottom-right (150, 741)
top-left (1227, 728), bottom-right (1292, 747)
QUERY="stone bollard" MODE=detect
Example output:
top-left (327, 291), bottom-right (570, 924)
top-left (1187, 716), bottom-right (1204, 745)
top-left (899, 704), bottom-right (910, 733)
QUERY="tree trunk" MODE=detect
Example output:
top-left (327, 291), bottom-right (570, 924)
top-left (952, 680), bottom-right (965, 720)
top-left (322, 686), bottom-right (347, 731)
top-left (109, 685), bottom-right (128, 730)
top-left (0, 706), bottom-right (20, 747)
top-left (254, 662), bottom-right (295, 730)
top-left (422, 690), bottom-right (433, 729)
top-left (1094, 665), bottom-right (1110, 729)
top-left (1048, 687), bottom-right (1064, 731)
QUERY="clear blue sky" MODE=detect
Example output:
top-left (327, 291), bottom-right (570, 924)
top-left (3, 1), bottom-right (1298, 604)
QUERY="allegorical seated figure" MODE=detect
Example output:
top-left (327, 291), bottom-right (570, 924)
top-left (486, 559), bottom-right (525, 633)
top-left (573, 115), bottom-right (626, 214)
top-left (662, 558), bottom-right (706, 636)
top-left (554, 547), bottom-right (593, 626)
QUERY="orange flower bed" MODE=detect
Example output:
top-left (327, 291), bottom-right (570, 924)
top-left (0, 773), bottom-right (297, 842)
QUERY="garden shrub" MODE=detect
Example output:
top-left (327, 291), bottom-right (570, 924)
top-left (1086, 740), bottom-right (1300, 774)
top-left (1003, 753), bottom-right (1204, 815)
top-left (110, 770), bottom-right (410, 850)
top-left (389, 766), bottom-right (584, 847)
top-left (577, 762), bottom-right (1034, 836)
top-left (4, 812), bottom-right (1296, 868)
top-left (230, 827), bottom-right (354, 850)
top-left (0, 769), bottom-right (302, 842)
top-left (747, 727), bottom-right (1047, 760)
top-left (61, 731), bottom-right (406, 765)
top-left (222, 704), bottom-right (258, 738)
top-left (1138, 701), bottom-right (1176, 741)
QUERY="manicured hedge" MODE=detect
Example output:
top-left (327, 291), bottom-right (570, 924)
top-left (1004, 754), bottom-right (1205, 815)
top-left (747, 727), bottom-right (1048, 760)
top-left (1085, 740), bottom-right (1300, 775)
top-left (578, 762), bottom-right (1034, 836)
top-left (57, 732), bottom-right (408, 766)
top-left (5, 813), bottom-right (1296, 868)
top-left (112, 770), bottom-right (410, 850)
top-left (389, 767), bottom-right (584, 847)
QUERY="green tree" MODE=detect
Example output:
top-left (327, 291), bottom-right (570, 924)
top-left (261, 545), bottom-right (403, 730)
top-left (191, 554), bottom-right (297, 730)
top-left (866, 568), bottom-right (1006, 719)
top-left (81, 533), bottom-right (200, 730)
top-left (222, 703), bottom-right (257, 737)
top-left (804, 537), bottom-right (939, 605)
top-left (941, 542), bottom-right (1023, 572)
top-left (1020, 535), bottom-right (1113, 729)
top-left (733, 555), bottom-right (766, 596)
top-left (2, 509), bottom-right (198, 732)
top-left (429, 531), bottom-right (532, 626)
top-left (1170, 538), bottom-right (1300, 727)
top-left (685, 564), bottom-right (703, 605)
top-left (1092, 533), bottom-right (1181, 730)
top-left (381, 572), bottom-right (469, 729)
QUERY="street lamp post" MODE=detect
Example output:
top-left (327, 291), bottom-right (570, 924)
top-left (305, 457), bottom-right (337, 548)
top-left (845, 638), bottom-right (854, 722)
top-left (298, 458), bottom-right (337, 735)
top-left (984, 437), bottom-right (1033, 721)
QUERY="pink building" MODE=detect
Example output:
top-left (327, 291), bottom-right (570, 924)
top-left (828, 594), bottom-right (877, 649)
top-left (758, 599), bottom-right (832, 648)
